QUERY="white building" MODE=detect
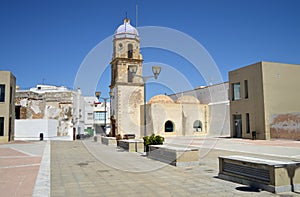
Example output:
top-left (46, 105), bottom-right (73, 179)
top-left (93, 100), bottom-right (110, 136)
top-left (15, 84), bottom-right (110, 140)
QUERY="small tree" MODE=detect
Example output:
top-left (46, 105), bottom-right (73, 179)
top-left (143, 134), bottom-right (164, 152)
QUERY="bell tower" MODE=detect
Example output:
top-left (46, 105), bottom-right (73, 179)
top-left (110, 18), bottom-right (144, 138)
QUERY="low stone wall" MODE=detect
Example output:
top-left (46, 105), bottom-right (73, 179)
top-left (94, 135), bottom-right (101, 142)
top-left (117, 139), bottom-right (144, 152)
top-left (218, 155), bottom-right (300, 193)
top-left (101, 137), bottom-right (117, 146)
top-left (148, 145), bottom-right (199, 167)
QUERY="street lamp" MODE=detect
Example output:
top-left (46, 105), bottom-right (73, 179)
top-left (129, 65), bottom-right (161, 137)
top-left (95, 91), bottom-right (109, 136)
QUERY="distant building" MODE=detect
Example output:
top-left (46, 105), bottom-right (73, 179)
top-left (93, 100), bottom-right (110, 136)
top-left (15, 85), bottom-right (87, 140)
top-left (0, 71), bottom-right (16, 143)
top-left (229, 62), bottom-right (300, 140)
top-left (83, 97), bottom-right (110, 136)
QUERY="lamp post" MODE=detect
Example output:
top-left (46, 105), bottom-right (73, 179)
top-left (95, 91), bottom-right (109, 136)
top-left (129, 65), bottom-right (161, 137)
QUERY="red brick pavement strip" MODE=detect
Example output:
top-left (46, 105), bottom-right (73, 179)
top-left (0, 165), bottom-right (40, 197)
top-left (0, 148), bottom-right (28, 157)
top-left (228, 139), bottom-right (300, 147)
top-left (0, 147), bottom-right (42, 197)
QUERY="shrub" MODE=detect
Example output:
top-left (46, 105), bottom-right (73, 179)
top-left (143, 134), bottom-right (164, 152)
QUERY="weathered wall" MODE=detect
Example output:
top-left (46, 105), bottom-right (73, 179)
top-left (15, 90), bottom-right (74, 137)
top-left (262, 62), bottom-right (300, 139)
top-left (270, 112), bottom-right (300, 140)
top-left (114, 85), bottom-right (144, 138)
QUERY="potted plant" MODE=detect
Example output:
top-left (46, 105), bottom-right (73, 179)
top-left (143, 134), bottom-right (164, 153)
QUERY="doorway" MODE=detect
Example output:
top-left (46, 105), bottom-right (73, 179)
top-left (233, 114), bottom-right (242, 138)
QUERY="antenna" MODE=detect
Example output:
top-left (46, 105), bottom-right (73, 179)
top-left (125, 11), bottom-right (128, 19)
top-left (136, 0), bottom-right (138, 28)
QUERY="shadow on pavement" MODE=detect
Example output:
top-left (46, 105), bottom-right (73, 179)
top-left (235, 186), bottom-right (260, 192)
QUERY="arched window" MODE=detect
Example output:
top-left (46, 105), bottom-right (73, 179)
top-left (128, 44), bottom-right (133, 58)
top-left (165, 120), bottom-right (174, 132)
top-left (193, 120), bottom-right (202, 132)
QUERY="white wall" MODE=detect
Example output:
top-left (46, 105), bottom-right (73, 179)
top-left (15, 119), bottom-right (58, 140)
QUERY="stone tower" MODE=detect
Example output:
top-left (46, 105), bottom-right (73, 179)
top-left (110, 18), bottom-right (144, 138)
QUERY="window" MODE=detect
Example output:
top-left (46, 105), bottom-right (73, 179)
top-left (15, 106), bottom-right (21, 119)
top-left (128, 44), bottom-right (133, 58)
top-left (193, 120), bottom-right (202, 132)
top-left (165, 120), bottom-right (174, 132)
top-left (87, 113), bottom-right (93, 120)
top-left (0, 85), bottom-right (5, 102)
top-left (244, 80), bottom-right (248, 99)
top-left (246, 113), bottom-right (250, 134)
top-left (0, 117), bottom-right (4, 136)
top-left (10, 86), bottom-right (12, 104)
top-left (94, 111), bottom-right (106, 121)
top-left (128, 66), bottom-right (134, 82)
top-left (232, 83), bottom-right (241, 100)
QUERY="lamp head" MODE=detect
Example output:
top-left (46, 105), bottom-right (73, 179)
top-left (152, 66), bottom-right (161, 79)
top-left (128, 65), bottom-right (138, 77)
top-left (109, 91), bottom-right (114, 98)
top-left (95, 91), bottom-right (101, 99)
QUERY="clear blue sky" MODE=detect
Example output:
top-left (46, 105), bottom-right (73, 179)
top-left (1, 0), bottom-right (300, 98)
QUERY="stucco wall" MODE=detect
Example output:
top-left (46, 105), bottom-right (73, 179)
top-left (115, 85), bottom-right (144, 138)
top-left (169, 83), bottom-right (230, 136)
top-left (229, 62), bottom-right (266, 139)
top-left (0, 71), bottom-right (16, 143)
top-left (229, 62), bottom-right (300, 140)
top-left (15, 119), bottom-right (58, 140)
top-left (144, 103), bottom-right (208, 137)
top-left (262, 62), bottom-right (300, 139)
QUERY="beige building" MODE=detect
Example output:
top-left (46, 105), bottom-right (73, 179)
top-left (229, 61), bottom-right (300, 140)
top-left (0, 71), bottom-right (16, 143)
top-left (169, 83), bottom-right (229, 136)
top-left (110, 18), bottom-right (144, 138)
top-left (143, 95), bottom-right (208, 137)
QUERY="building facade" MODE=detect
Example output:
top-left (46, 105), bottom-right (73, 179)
top-left (169, 83), bottom-right (230, 136)
top-left (93, 100), bottom-right (110, 136)
top-left (229, 62), bottom-right (300, 140)
top-left (0, 71), bottom-right (16, 143)
top-left (109, 18), bottom-right (144, 138)
top-left (15, 85), bottom-right (85, 140)
top-left (144, 95), bottom-right (209, 137)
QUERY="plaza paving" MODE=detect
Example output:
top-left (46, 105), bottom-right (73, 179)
top-left (1, 137), bottom-right (300, 196)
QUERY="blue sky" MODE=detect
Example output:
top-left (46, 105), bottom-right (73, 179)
top-left (1, 0), bottom-right (300, 98)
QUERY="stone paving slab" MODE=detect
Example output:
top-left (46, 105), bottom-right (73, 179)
top-left (50, 140), bottom-right (297, 196)
top-left (0, 141), bottom-right (46, 197)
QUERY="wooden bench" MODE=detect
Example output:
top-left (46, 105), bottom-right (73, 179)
top-left (148, 145), bottom-right (199, 167)
top-left (117, 139), bottom-right (144, 152)
top-left (218, 155), bottom-right (300, 193)
top-left (123, 134), bottom-right (136, 140)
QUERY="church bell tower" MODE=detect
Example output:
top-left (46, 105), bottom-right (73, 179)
top-left (110, 18), bottom-right (144, 138)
